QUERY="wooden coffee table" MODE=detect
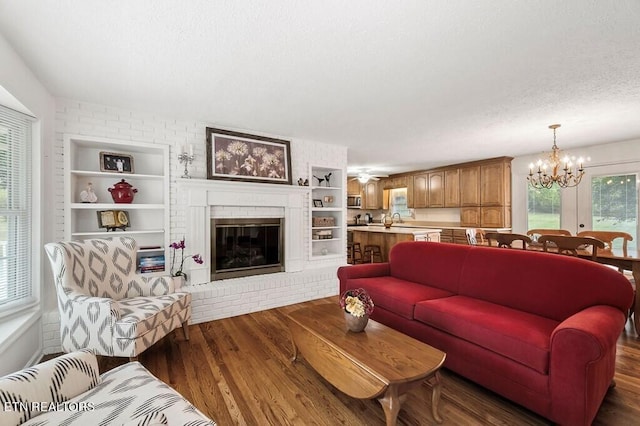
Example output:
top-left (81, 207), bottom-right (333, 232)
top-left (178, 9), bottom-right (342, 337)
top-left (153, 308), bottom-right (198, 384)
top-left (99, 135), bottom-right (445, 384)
top-left (287, 303), bottom-right (446, 425)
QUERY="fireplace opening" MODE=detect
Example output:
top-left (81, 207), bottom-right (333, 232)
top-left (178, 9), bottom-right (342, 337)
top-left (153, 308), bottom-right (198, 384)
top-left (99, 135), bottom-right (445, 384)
top-left (211, 218), bottom-right (284, 280)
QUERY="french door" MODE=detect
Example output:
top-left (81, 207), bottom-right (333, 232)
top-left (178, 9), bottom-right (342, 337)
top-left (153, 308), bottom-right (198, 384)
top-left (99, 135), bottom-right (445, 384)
top-left (574, 162), bottom-right (640, 251)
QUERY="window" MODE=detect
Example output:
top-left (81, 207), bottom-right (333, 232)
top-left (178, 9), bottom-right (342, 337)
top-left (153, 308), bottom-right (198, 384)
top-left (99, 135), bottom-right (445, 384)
top-left (0, 105), bottom-right (33, 311)
top-left (591, 174), bottom-right (637, 250)
top-left (527, 185), bottom-right (561, 229)
top-left (388, 188), bottom-right (412, 218)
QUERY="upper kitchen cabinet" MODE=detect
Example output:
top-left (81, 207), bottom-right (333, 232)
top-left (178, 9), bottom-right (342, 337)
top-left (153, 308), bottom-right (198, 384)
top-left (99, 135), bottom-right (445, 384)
top-left (363, 180), bottom-right (382, 209)
top-left (428, 171), bottom-right (444, 207)
top-left (459, 165), bottom-right (481, 206)
top-left (413, 173), bottom-right (428, 208)
top-left (481, 159), bottom-right (512, 206)
top-left (444, 168), bottom-right (460, 207)
top-left (347, 179), bottom-right (361, 196)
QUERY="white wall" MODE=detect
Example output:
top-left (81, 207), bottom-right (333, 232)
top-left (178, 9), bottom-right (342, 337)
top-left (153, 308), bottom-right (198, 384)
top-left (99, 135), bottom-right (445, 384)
top-left (511, 138), bottom-right (640, 234)
top-left (0, 33), bottom-right (55, 373)
top-left (42, 98), bottom-right (348, 354)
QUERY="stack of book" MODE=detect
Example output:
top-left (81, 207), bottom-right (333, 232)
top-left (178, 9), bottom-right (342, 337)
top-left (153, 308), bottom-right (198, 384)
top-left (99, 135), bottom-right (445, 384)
top-left (138, 254), bottom-right (165, 274)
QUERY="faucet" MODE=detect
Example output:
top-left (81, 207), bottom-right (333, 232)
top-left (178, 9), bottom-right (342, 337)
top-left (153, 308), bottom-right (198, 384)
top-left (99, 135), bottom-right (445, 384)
top-left (391, 212), bottom-right (402, 223)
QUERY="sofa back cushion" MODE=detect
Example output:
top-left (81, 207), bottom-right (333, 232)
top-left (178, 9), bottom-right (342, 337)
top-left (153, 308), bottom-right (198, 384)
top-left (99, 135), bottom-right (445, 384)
top-left (458, 246), bottom-right (634, 321)
top-left (0, 350), bottom-right (100, 425)
top-left (389, 241), bottom-right (470, 293)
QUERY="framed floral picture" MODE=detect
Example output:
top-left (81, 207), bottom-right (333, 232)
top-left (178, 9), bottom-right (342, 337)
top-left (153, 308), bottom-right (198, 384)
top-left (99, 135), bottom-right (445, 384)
top-left (206, 127), bottom-right (292, 184)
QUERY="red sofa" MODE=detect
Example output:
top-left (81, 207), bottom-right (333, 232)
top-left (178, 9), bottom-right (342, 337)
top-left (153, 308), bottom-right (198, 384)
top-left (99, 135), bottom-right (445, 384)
top-left (337, 241), bottom-right (633, 425)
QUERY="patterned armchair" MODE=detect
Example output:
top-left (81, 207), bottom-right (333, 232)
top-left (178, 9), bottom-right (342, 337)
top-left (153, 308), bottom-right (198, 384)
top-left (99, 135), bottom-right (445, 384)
top-left (44, 237), bottom-right (191, 358)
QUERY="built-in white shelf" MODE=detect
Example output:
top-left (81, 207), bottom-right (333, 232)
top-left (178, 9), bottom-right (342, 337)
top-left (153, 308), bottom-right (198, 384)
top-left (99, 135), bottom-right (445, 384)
top-left (64, 134), bottom-right (170, 273)
top-left (309, 164), bottom-right (346, 260)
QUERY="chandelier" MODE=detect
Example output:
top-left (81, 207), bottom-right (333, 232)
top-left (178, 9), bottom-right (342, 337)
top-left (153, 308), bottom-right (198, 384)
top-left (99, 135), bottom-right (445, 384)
top-left (527, 124), bottom-right (586, 189)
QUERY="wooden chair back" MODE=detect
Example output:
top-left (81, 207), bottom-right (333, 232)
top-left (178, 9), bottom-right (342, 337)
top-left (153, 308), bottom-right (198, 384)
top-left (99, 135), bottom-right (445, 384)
top-left (465, 228), bottom-right (485, 245)
top-left (538, 235), bottom-right (605, 260)
top-left (485, 232), bottom-right (532, 250)
top-left (576, 231), bottom-right (633, 256)
top-left (526, 229), bottom-right (572, 241)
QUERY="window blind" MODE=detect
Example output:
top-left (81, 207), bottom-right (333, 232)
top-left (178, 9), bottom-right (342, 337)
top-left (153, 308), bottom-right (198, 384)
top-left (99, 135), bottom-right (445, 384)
top-left (0, 105), bottom-right (33, 309)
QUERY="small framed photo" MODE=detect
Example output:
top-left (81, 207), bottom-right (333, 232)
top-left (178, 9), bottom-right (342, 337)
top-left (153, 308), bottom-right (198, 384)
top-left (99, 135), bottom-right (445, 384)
top-left (97, 210), bottom-right (130, 231)
top-left (323, 196), bottom-right (334, 204)
top-left (313, 199), bottom-right (324, 208)
top-left (100, 152), bottom-right (134, 173)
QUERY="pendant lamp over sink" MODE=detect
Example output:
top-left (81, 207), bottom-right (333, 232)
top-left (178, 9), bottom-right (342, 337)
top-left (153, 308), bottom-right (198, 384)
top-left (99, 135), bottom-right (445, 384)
top-left (527, 124), bottom-right (589, 189)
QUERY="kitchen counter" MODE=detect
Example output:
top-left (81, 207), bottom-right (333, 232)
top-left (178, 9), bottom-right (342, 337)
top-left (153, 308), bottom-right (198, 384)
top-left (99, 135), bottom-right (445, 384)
top-left (349, 226), bottom-right (442, 235)
top-left (348, 223), bottom-right (510, 232)
top-left (349, 227), bottom-right (442, 262)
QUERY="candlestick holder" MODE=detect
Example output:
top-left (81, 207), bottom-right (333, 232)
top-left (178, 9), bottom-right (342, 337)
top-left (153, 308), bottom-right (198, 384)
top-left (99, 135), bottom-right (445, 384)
top-left (178, 151), bottom-right (195, 179)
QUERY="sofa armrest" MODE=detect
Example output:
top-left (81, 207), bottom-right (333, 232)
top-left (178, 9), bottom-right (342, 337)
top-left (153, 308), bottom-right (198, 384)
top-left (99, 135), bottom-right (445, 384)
top-left (549, 305), bottom-right (626, 425)
top-left (0, 350), bottom-right (100, 425)
top-left (125, 275), bottom-right (175, 298)
top-left (337, 263), bottom-right (391, 293)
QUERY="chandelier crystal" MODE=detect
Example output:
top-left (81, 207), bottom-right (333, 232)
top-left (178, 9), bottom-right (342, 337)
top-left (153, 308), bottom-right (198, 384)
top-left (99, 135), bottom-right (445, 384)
top-left (527, 124), bottom-right (587, 189)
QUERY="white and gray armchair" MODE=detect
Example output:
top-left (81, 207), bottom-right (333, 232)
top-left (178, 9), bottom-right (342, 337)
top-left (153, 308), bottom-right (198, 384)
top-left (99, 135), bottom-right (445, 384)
top-left (44, 237), bottom-right (191, 358)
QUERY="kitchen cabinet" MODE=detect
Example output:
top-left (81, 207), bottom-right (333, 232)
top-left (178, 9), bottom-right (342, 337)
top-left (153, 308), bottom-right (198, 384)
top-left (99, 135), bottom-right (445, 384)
top-left (382, 176), bottom-right (408, 190)
top-left (444, 168), bottom-right (460, 207)
top-left (413, 173), bottom-right (428, 208)
top-left (363, 181), bottom-right (382, 209)
top-left (428, 171), bottom-right (444, 207)
top-left (481, 160), bottom-right (511, 206)
top-left (481, 206), bottom-right (511, 228)
top-left (347, 179), bottom-right (361, 196)
top-left (460, 207), bottom-right (481, 227)
top-left (406, 177), bottom-right (414, 208)
top-left (459, 165), bottom-right (481, 206)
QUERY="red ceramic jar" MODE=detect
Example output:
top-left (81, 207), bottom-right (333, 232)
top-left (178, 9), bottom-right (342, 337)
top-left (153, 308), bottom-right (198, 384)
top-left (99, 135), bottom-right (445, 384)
top-left (108, 179), bottom-right (138, 203)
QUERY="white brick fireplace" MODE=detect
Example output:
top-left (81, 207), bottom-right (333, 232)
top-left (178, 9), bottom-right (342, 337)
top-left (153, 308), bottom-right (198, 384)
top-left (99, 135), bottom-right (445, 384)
top-left (177, 179), bottom-right (341, 324)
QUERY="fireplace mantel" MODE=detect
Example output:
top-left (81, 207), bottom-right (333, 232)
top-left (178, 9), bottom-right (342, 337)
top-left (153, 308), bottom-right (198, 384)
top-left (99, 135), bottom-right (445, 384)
top-left (177, 179), bottom-right (309, 284)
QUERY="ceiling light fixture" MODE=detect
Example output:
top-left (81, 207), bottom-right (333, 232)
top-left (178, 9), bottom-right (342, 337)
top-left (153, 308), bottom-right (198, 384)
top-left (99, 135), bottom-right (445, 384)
top-left (527, 124), bottom-right (588, 189)
top-left (357, 173), bottom-right (371, 184)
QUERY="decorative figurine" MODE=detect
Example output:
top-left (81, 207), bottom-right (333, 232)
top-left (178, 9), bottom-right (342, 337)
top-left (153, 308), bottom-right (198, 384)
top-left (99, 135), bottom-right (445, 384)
top-left (324, 172), bottom-right (332, 187)
top-left (79, 182), bottom-right (98, 203)
top-left (303, 179), bottom-right (309, 186)
top-left (298, 178), bottom-right (305, 186)
top-left (313, 175), bottom-right (325, 186)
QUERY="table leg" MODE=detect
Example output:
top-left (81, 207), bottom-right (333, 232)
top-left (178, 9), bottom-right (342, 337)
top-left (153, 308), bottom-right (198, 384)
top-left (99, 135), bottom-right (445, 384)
top-left (633, 263), bottom-right (640, 334)
top-left (378, 385), bottom-right (401, 426)
top-left (427, 370), bottom-right (443, 424)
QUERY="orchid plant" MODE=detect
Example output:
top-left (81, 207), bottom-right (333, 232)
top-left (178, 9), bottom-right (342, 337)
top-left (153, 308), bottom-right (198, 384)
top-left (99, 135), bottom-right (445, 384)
top-left (340, 288), bottom-right (374, 318)
top-left (170, 238), bottom-right (203, 279)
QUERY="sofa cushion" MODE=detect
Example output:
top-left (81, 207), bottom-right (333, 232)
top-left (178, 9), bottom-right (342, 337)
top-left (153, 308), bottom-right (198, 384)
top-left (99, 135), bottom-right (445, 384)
top-left (344, 276), bottom-right (454, 320)
top-left (414, 296), bottom-right (559, 374)
top-left (458, 246), bottom-right (634, 321)
top-left (0, 350), bottom-right (100, 425)
top-left (388, 242), bottom-right (470, 293)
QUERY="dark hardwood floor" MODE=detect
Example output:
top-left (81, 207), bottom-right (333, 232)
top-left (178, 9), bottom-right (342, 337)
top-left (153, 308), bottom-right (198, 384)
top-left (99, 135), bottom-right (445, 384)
top-left (58, 297), bottom-right (640, 425)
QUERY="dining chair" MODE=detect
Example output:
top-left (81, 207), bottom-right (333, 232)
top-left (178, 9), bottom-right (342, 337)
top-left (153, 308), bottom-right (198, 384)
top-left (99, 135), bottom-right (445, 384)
top-left (465, 229), bottom-right (485, 245)
top-left (484, 232), bottom-right (532, 250)
top-left (538, 235), bottom-right (605, 260)
top-left (526, 228), bottom-right (572, 242)
top-left (44, 237), bottom-right (192, 360)
top-left (576, 231), bottom-right (633, 257)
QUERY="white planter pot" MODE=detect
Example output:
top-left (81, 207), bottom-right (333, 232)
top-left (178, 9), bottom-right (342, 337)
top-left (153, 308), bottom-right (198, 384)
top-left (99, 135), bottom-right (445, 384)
top-left (172, 275), bottom-right (186, 289)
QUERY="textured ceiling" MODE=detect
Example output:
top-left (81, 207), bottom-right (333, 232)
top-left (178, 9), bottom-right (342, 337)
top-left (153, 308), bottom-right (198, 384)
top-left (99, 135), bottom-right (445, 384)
top-left (1, 1), bottom-right (640, 174)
